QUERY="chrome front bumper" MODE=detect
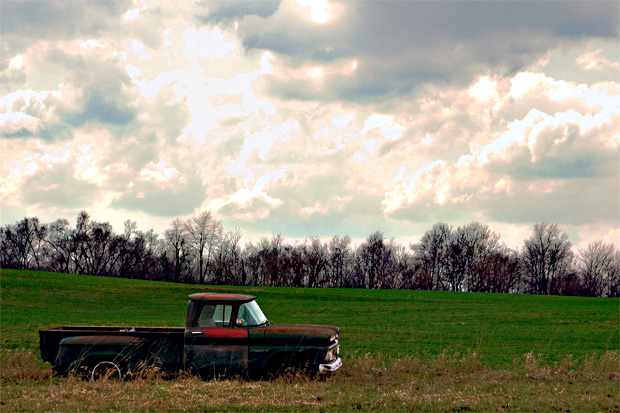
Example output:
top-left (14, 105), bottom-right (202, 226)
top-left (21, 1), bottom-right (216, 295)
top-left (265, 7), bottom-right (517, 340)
top-left (319, 357), bottom-right (343, 373)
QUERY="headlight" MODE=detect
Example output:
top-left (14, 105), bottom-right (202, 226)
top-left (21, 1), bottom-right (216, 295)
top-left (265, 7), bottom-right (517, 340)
top-left (324, 345), bottom-right (340, 362)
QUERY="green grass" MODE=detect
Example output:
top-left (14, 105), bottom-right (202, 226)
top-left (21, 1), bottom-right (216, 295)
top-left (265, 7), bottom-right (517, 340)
top-left (2, 268), bottom-right (617, 367)
top-left (1, 269), bottom-right (619, 411)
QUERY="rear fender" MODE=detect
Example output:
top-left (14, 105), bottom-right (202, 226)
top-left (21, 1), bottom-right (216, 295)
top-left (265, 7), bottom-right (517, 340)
top-left (56, 336), bottom-right (142, 374)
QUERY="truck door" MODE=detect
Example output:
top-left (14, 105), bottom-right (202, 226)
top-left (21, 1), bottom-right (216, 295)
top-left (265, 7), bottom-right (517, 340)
top-left (184, 303), bottom-right (249, 377)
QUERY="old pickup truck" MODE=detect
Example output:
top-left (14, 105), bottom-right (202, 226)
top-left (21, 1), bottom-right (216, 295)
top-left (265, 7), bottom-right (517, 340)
top-left (39, 293), bottom-right (342, 380)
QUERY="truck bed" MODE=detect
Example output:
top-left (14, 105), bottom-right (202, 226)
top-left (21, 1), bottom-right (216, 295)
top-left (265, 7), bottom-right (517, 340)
top-left (40, 325), bottom-right (185, 374)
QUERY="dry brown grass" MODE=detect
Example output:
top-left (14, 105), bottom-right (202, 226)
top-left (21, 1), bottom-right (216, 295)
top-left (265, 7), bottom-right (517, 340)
top-left (1, 349), bottom-right (618, 411)
top-left (0, 349), bottom-right (53, 383)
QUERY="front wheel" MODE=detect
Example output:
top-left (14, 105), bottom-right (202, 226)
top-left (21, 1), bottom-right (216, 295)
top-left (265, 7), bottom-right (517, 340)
top-left (265, 353), bottom-right (315, 379)
top-left (90, 361), bottom-right (123, 381)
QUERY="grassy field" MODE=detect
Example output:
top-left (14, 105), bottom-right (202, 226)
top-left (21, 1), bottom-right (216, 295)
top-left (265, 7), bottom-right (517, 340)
top-left (1, 269), bottom-right (619, 411)
top-left (2, 269), bottom-right (617, 366)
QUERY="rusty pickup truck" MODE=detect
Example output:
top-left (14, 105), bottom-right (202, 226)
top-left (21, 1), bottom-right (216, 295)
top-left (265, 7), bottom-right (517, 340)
top-left (39, 293), bottom-right (342, 380)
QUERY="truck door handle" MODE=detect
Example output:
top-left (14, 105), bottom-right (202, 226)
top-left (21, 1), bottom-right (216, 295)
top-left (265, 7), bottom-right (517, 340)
top-left (191, 331), bottom-right (203, 336)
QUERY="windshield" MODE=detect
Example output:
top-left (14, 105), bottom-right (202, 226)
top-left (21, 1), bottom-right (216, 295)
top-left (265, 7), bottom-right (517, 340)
top-left (237, 300), bottom-right (268, 326)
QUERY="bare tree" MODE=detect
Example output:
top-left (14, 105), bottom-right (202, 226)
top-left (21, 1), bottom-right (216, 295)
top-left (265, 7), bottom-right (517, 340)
top-left (522, 222), bottom-right (573, 295)
top-left (385, 242), bottom-right (411, 290)
top-left (0, 229), bottom-right (12, 269)
top-left (254, 234), bottom-right (290, 287)
top-left (185, 211), bottom-right (222, 284)
top-left (459, 222), bottom-right (501, 292)
top-left (68, 212), bottom-right (125, 277)
top-left (44, 218), bottom-right (75, 274)
top-left (411, 222), bottom-right (452, 290)
top-left (578, 241), bottom-right (618, 297)
top-left (289, 243), bottom-right (307, 287)
top-left (164, 218), bottom-right (189, 283)
top-left (136, 228), bottom-right (165, 281)
top-left (113, 220), bottom-right (145, 279)
top-left (1, 217), bottom-right (47, 270)
top-left (443, 230), bottom-right (468, 292)
top-left (475, 247), bottom-right (522, 293)
top-left (242, 242), bottom-right (261, 286)
top-left (84, 221), bottom-right (117, 276)
top-left (357, 231), bottom-right (397, 289)
top-left (327, 235), bottom-right (352, 288)
top-left (607, 249), bottom-right (620, 298)
top-left (305, 237), bottom-right (327, 287)
top-left (213, 229), bottom-right (244, 286)
top-left (226, 229), bottom-right (246, 286)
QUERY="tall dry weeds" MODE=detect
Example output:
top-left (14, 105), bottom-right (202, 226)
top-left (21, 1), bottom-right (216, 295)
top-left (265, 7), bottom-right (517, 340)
top-left (0, 349), bottom-right (53, 383)
top-left (512, 350), bottom-right (620, 380)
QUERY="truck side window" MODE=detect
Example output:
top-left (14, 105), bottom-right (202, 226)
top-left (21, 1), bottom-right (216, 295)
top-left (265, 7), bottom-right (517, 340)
top-left (197, 304), bottom-right (232, 327)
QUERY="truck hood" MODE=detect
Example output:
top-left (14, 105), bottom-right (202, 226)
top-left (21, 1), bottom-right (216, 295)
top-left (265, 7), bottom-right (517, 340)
top-left (263, 323), bottom-right (339, 345)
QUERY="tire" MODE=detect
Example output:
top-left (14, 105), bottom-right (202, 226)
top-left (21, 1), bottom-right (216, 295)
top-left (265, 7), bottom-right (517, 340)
top-left (90, 360), bottom-right (123, 381)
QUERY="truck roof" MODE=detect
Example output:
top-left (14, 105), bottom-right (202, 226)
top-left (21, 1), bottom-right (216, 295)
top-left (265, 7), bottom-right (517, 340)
top-left (188, 293), bottom-right (255, 303)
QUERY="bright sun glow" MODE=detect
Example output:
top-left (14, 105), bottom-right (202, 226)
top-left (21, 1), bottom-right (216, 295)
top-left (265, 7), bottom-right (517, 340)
top-left (124, 8), bottom-right (140, 20)
top-left (9, 55), bottom-right (24, 70)
top-left (469, 76), bottom-right (497, 101)
top-left (296, 0), bottom-right (338, 23)
top-left (308, 67), bottom-right (324, 80)
top-left (139, 161), bottom-right (183, 184)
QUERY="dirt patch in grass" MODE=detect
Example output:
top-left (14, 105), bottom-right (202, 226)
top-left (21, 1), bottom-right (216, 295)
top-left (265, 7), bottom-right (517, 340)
top-left (2, 350), bottom-right (618, 411)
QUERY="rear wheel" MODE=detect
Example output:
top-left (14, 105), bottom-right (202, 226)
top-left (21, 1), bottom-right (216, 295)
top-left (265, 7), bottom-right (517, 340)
top-left (90, 361), bottom-right (123, 381)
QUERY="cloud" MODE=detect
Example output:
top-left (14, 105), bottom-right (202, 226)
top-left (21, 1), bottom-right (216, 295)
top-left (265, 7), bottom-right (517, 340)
top-left (382, 72), bottom-right (620, 226)
top-left (577, 49), bottom-right (620, 71)
top-left (1, 42), bottom-right (144, 142)
top-left (64, 88), bottom-right (136, 127)
top-left (1, 0), bottom-right (618, 251)
top-left (20, 162), bottom-right (99, 208)
top-left (1, 0), bottom-right (133, 59)
top-left (199, 0), bottom-right (281, 24)
top-left (111, 174), bottom-right (205, 217)
top-left (227, 1), bottom-right (619, 102)
top-left (0, 88), bottom-right (65, 139)
top-left (484, 179), bottom-right (618, 225)
top-left (220, 191), bottom-right (387, 240)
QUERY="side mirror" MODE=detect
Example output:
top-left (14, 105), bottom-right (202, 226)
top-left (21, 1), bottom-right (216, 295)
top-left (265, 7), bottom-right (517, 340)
top-left (236, 319), bottom-right (245, 326)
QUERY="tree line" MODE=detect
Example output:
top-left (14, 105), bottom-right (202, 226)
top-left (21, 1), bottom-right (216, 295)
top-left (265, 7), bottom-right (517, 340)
top-left (1, 211), bottom-right (618, 297)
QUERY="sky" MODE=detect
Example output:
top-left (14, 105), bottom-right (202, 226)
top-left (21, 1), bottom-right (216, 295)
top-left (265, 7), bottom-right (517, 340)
top-left (1, 0), bottom-right (619, 251)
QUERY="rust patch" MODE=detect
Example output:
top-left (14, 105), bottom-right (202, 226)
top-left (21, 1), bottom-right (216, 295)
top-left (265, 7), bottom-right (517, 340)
top-left (196, 327), bottom-right (249, 339)
top-left (265, 324), bottom-right (337, 339)
top-left (189, 293), bottom-right (255, 303)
